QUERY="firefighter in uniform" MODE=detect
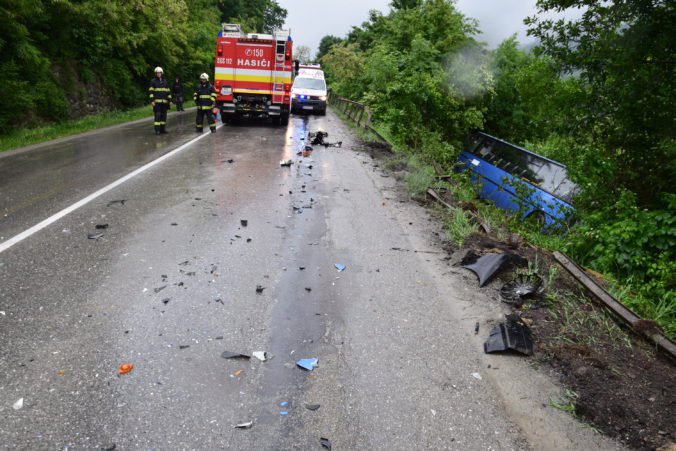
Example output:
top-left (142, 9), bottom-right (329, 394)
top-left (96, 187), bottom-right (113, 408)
top-left (194, 73), bottom-right (218, 133)
top-left (149, 67), bottom-right (171, 135)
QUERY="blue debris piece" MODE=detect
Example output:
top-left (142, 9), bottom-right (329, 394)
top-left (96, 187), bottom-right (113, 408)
top-left (296, 358), bottom-right (319, 371)
top-left (334, 263), bottom-right (346, 272)
top-left (279, 411), bottom-right (289, 415)
top-left (279, 401), bottom-right (289, 407)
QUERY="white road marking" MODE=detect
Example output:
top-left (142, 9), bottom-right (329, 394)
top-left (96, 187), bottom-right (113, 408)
top-left (0, 127), bottom-right (222, 254)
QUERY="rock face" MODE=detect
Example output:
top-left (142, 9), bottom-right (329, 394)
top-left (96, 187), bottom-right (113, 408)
top-left (52, 62), bottom-right (124, 119)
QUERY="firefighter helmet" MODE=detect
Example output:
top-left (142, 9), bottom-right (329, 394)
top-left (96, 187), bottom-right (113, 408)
top-left (154, 66), bottom-right (163, 74)
top-left (200, 73), bottom-right (209, 81)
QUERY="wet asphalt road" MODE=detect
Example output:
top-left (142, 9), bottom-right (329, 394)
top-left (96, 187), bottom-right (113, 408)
top-left (0, 110), bottom-right (531, 449)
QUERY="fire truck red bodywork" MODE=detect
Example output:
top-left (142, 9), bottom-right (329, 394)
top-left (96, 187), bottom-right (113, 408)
top-left (214, 24), bottom-right (293, 125)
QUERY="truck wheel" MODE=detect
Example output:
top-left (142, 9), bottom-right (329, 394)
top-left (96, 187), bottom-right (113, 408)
top-left (280, 112), bottom-right (289, 126)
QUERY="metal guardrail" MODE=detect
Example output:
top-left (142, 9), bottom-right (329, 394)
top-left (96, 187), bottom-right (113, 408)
top-left (327, 91), bottom-right (388, 143)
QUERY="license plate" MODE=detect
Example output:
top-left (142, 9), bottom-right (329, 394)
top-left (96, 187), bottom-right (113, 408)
top-left (302, 106), bottom-right (314, 110)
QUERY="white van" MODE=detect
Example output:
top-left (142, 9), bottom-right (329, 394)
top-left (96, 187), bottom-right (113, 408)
top-left (291, 68), bottom-right (327, 115)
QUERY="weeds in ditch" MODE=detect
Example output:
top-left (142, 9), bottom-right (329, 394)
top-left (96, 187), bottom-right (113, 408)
top-left (444, 208), bottom-right (478, 246)
top-left (549, 388), bottom-right (579, 415)
top-left (548, 291), bottom-right (632, 349)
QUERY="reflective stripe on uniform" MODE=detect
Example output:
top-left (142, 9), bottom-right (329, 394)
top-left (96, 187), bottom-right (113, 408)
top-left (154, 121), bottom-right (161, 125)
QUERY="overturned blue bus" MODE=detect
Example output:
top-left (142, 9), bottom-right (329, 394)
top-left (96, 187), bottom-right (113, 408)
top-left (458, 132), bottom-right (578, 229)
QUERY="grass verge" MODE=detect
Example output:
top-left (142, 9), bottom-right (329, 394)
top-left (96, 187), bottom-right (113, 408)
top-left (0, 102), bottom-right (195, 153)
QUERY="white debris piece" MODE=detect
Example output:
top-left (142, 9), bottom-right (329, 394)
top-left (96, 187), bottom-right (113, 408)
top-left (13, 398), bottom-right (24, 410)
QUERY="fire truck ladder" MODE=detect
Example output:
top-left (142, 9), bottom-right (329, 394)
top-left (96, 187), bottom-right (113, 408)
top-left (271, 39), bottom-right (286, 109)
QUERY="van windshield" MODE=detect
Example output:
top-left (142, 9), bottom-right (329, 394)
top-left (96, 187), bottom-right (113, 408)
top-left (293, 77), bottom-right (326, 91)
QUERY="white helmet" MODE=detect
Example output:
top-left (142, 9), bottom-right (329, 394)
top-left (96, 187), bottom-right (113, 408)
top-left (154, 66), bottom-right (163, 74)
top-left (200, 73), bottom-right (209, 81)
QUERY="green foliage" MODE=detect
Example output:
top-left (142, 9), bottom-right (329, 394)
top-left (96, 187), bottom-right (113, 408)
top-left (444, 208), bottom-right (478, 246)
top-left (316, 35), bottom-right (343, 61)
top-left (525, 0), bottom-right (676, 209)
top-left (0, 0), bottom-right (284, 134)
top-left (217, 0), bottom-right (287, 33)
top-left (324, 0), bottom-right (486, 161)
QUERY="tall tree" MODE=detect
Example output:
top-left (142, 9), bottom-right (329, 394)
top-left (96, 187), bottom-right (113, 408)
top-left (526, 0), bottom-right (676, 207)
top-left (316, 35), bottom-right (343, 61)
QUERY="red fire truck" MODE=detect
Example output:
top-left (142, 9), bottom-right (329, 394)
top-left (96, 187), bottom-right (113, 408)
top-left (214, 23), bottom-right (293, 125)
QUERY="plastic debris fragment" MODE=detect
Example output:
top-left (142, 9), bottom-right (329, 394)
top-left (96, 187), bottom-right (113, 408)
top-left (252, 351), bottom-right (267, 361)
top-left (280, 159), bottom-right (293, 167)
top-left (334, 263), bottom-right (346, 272)
top-left (95, 224), bottom-right (109, 229)
top-left (279, 401), bottom-right (289, 407)
top-left (240, 219), bottom-right (248, 227)
top-left (462, 253), bottom-right (525, 287)
top-left (87, 232), bottom-right (104, 240)
top-left (12, 398), bottom-right (23, 410)
top-left (118, 363), bottom-right (134, 375)
top-left (255, 285), bottom-right (265, 294)
top-left (296, 358), bottom-right (318, 371)
top-left (221, 351), bottom-right (250, 360)
top-left (279, 411), bottom-right (289, 415)
top-left (471, 372), bottom-right (482, 380)
top-left (234, 421), bottom-right (253, 429)
top-left (320, 437), bottom-right (332, 450)
top-left (305, 403), bottom-right (321, 411)
top-left (484, 314), bottom-right (534, 355)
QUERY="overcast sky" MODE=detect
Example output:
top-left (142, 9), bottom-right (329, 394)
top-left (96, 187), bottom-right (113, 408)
top-left (277, 0), bottom-right (545, 55)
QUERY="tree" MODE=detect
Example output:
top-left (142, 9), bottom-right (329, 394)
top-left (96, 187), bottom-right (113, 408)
top-left (525, 0), bottom-right (676, 208)
top-left (316, 35), bottom-right (343, 61)
top-left (294, 45), bottom-right (312, 64)
top-left (217, 0), bottom-right (287, 33)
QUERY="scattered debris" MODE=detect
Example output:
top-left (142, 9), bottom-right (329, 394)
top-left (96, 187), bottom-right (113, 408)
top-left (280, 159), bottom-right (293, 167)
top-left (179, 345), bottom-right (190, 350)
top-left (221, 351), bottom-right (250, 360)
top-left (310, 131), bottom-right (342, 148)
top-left (471, 372), bottom-right (482, 380)
top-left (106, 200), bottom-right (126, 207)
top-left (462, 253), bottom-right (525, 287)
top-left (95, 224), bottom-right (109, 229)
top-left (255, 285), bottom-right (265, 294)
top-left (279, 401), bottom-right (289, 407)
top-left (118, 363), bottom-right (134, 375)
top-left (305, 403), bottom-right (321, 411)
top-left (233, 369), bottom-right (244, 377)
top-left (320, 437), bottom-right (332, 450)
top-left (171, 222), bottom-right (178, 226)
top-left (305, 287), bottom-right (312, 292)
top-left (162, 298), bottom-right (170, 305)
top-left (154, 285), bottom-right (167, 293)
top-left (12, 398), bottom-right (23, 410)
top-left (334, 263), bottom-right (346, 272)
top-left (240, 219), bottom-right (248, 227)
top-left (222, 159), bottom-right (234, 164)
top-left (87, 232), bottom-right (104, 240)
top-left (252, 351), bottom-right (267, 361)
top-left (474, 322), bottom-right (480, 335)
top-left (279, 411), bottom-right (289, 416)
top-left (234, 421), bottom-right (253, 429)
top-left (500, 274), bottom-right (543, 305)
top-left (484, 314), bottom-right (534, 356)
top-left (296, 358), bottom-right (318, 371)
